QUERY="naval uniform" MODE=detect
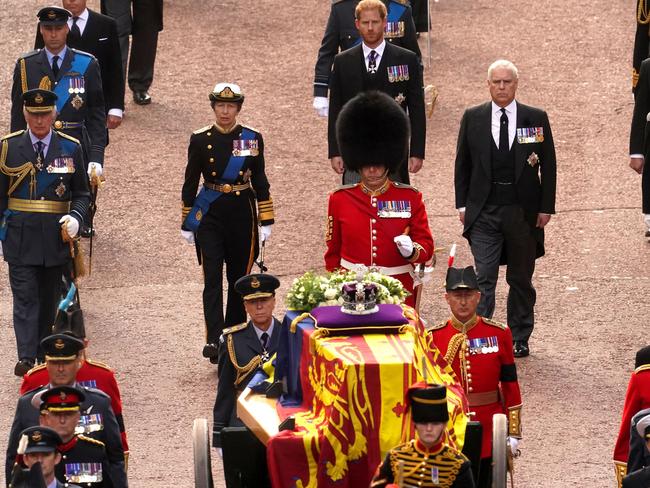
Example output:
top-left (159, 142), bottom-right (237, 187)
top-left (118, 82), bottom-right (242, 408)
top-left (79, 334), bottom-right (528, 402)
top-left (324, 180), bottom-right (433, 307)
top-left (10, 47), bottom-right (106, 168)
top-left (0, 130), bottom-right (89, 363)
top-left (370, 439), bottom-right (475, 488)
top-left (181, 124), bottom-right (274, 345)
top-left (56, 435), bottom-right (117, 488)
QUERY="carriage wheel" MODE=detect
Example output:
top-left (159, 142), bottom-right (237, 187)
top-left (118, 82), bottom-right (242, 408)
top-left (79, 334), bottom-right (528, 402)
top-left (491, 414), bottom-right (508, 488)
top-left (192, 418), bottom-right (214, 488)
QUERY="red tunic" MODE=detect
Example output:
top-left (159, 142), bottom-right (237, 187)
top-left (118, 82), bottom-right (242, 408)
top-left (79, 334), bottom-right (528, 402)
top-left (21, 358), bottom-right (129, 453)
top-left (613, 366), bottom-right (650, 469)
top-left (428, 315), bottom-right (522, 458)
top-left (324, 181), bottom-right (434, 307)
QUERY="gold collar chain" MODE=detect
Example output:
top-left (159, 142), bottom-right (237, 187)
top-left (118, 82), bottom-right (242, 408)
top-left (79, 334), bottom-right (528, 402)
top-left (360, 178), bottom-right (390, 196)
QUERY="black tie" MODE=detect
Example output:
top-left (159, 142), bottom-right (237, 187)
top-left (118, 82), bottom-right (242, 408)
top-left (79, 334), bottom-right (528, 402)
top-left (368, 50), bottom-right (378, 74)
top-left (499, 108), bottom-right (509, 153)
top-left (260, 332), bottom-right (269, 350)
top-left (70, 17), bottom-right (82, 42)
top-left (52, 55), bottom-right (60, 78)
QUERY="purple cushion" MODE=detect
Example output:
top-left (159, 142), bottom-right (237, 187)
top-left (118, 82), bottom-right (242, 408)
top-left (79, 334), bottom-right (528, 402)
top-left (310, 304), bottom-right (409, 335)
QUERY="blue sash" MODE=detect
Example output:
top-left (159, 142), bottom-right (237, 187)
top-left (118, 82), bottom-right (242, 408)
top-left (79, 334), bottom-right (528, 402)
top-left (352, 2), bottom-right (406, 46)
top-left (53, 53), bottom-right (92, 113)
top-left (183, 128), bottom-right (255, 232)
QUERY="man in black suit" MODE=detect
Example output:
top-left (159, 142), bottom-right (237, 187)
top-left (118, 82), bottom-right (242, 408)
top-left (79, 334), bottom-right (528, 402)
top-left (454, 59), bottom-right (556, 358)
top-left (328, 0), bottom-right (425, 184)
top-left (629, 56), bottom-right (650, 237)
top-left (213, 274), bottom-right (282, 448)
top-left (34, 0), bottom-right (125, 130)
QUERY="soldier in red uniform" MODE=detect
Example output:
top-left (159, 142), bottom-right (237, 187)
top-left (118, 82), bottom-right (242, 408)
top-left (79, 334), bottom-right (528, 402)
top-left (613, 346), bottom-right (650, 487)
top-left (324, 90), bottom-right (434, 307)
top-left (427, 266), bottom-right (522, 488)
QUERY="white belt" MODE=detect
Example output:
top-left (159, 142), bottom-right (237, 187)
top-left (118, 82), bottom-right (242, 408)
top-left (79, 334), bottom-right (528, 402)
top-left (340, 258), bottom-right (413, 276)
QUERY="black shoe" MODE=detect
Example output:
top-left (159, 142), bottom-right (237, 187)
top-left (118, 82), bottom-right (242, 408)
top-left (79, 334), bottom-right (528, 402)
top-left (80, 224), bottom-right (95, 238)
top-left (202, 343), bottom-right (220, 359)
top-left (14, 359), bottom-right (34, 377)
top-left (513, 341), bottom-right (530, 358)
top-left (133, 90), bottom-right (152, 105)
top-left (645, 230), bottom-right (650, 238)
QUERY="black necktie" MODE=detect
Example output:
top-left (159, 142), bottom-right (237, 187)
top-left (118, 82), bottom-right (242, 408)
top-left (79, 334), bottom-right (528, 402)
top-left (70, 17), bottom-right (82, 42)
top-left (368, 50), bottom-right (378, 74)
top-left (52, 55), bottom-right (60, 78)
top-left (499, 108), bottom-right (509, 153)
top-left (260, 332), bottom-right (269, 350)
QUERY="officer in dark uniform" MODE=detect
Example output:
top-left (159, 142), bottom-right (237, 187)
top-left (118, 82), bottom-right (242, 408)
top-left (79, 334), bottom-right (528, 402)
top-left (408, 0), bottom-right (428, 33)
top-left (628, 408), bottom-right (650, 474)
top-left (11, 7), bottom-right (106, 183)
top-left (312, 0), bottom-right (421, 116)
top-left (212, 273), bottom-right (282, 447)
top-left (370, 383), bottom-right (475, 488)
top-left (0, 88), bottom-right (90, 376)
top-left (181, 83), bottom-right (275, 361)
top-left (5, 334), bottom-right (127, 487)
top-left (39, 386), bottom-right (122, 487)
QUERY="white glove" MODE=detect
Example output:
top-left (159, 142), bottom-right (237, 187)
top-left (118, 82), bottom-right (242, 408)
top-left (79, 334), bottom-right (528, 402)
top-left (260, 225), bottom-right (272, 242)
top-left (313, 97), bottom-right (329, 117)
top-left (393, 235), bottom-right (414, 258)
top-left (87, 162), bottom-right (103, 178)
top-left (507, 437), bottom-right (521, 457)
top-left (59, 215), bottom-right (80, 238)
top-left (180, 230), bottom-right (195, 244)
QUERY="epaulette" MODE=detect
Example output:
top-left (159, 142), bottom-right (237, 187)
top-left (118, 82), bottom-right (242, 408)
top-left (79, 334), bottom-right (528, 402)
top-left (240, 123), bottom-right (260, 134)
top-left (56, 130), bottom-right (80, 144)
top-left (19, 50), bottom-right (40, 60)
top-left (82, 386), bottom-right (110, 398)
top-left (332, 0), bottom-right (346, 4)
top-left (25, 363), bottom-right (47, 376)
top-left (78, 434), bottom-right (105, 448)
top-left (193, 125), bottom-right (212, 135)
top-left (86, 358), bottom-right (114, 372)
top-left (1, 130), bottom-right (25, 141)
top-left (635, 364), bottom-right (650, 374)
top-left (332, 183), bottom-right (358, 193)
top-left (392, 181), bottom-right (419, 192)
top-left (426, 321), bottom-right (448, 331)
top-left (390, 0), bottom-right (409, 5)
top-left (483, 317), bottom-right (507, 330)
top-left (70, 48), bottom-right (97, 61)
top-left (222, 322), bottom-right (248, 335)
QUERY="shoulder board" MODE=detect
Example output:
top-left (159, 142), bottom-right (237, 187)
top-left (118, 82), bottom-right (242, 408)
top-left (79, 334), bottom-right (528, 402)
top-left (332, 0), bottom-right (346, 4)
top-left (332, 183), bottom-right (359, 193)
top-left (19, 50), bottom-right (40, 59)
top-left (82, 386), bottom-right (109, 398)
top-left (222, 322), bottom-right (248, 335)
top-left (193, 125), bottom-right (212, 135)
top-left (427, 321), bottom-right (448, 331)
top-left (70, 48), bottom-right (96, 60)
top-left (635, 364), bottom-right (650, 374)
top-left (86, 358), bottom-right (114, 372)
top-left (1, 130), bottom-right (26, 141)
top-left (240, 124), bottom-right (260, 134)
top-left (78, 434), bottom-right (105, 447)
top-left (56, 131), bottom-right (80, 144)
top-left (483, 317), bottom-right (507, 330)
top-left (390, 0), bottom-right (409, 5)
top-left (392, 181), bottom-right (419, 192)
top-left (25, 363), bottom-right (47, 375)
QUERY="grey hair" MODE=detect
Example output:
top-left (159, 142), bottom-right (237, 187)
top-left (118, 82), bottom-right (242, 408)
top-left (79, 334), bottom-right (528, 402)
top-left (487, 60), bottom-right (519, 80)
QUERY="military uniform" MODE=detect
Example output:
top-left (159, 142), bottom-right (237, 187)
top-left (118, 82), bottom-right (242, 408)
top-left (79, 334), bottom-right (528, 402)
top-left (628, 408), bottom-right (650, 474)
top-left (1, 90), bottom-right (90, 367)
top-left (313, 0), bottom-right (421, 98)
top-left (57, 435), bottom-right (114, 487)
top-left (634, 0), bottom-right (650, 93)
top-left (324, 180), bottom-right (434, 307)
top-left (182, 84), bottom-right (274, 348)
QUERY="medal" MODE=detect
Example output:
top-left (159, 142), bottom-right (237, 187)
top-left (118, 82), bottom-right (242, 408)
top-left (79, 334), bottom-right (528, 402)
top-left (71, 94), bottom-right (84, 110)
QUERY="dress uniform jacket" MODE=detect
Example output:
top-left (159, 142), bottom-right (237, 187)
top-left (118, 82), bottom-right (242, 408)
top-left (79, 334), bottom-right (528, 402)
top-left (629, 58), bottom-right (650, 214)
top-left (182, 124), bottom-right (274, 344)
top-left (428, 316), bottom-right (522, 459)
top-left (370, 439), bottom-right (475, 488)
top-left (20, 359), bottom-right (129, 453)
top-left (35, 9), bottom-right (125, 115)
top-left (324, 180), bottom-right (433, 307)
top-left (327, 42), bottom-right (425, 160)
top-left (56, 434), bottom-right (117, 487)
top-left (5, 385), bottom-right (126, 487)
top-left (213, 318), bottom-right (281, 447)
top-left (10, 48), bottom-right (106, 165)
top-left (0, 130), bottom-right (90, 267)
top-left (313, 0), bottom-right (421, 98)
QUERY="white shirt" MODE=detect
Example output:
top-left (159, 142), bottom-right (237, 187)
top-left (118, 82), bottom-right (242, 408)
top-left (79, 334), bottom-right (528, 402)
top-left (29, 130), bottom-right (53, 158)
top-left (362, 40), bottom-right (386, 71)
top-left (491, 100), bottom-right (517, 150)
top-left (46, 479), bottom-right (58, 488)
top-left (67, 8), bottom-right (89, 36)
top-left (44, 46), bottom-right (68, 71)
top-left (252, 321), bottom-right (274, 349)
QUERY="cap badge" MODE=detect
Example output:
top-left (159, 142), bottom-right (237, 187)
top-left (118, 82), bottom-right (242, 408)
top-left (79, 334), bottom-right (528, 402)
top-left (32, 431), bottom-right (42, 442)
top-left (54, 338), bottom-right (65, 350)
top-left (47, 10), bottom-right (56, 19)
top-left (59, 391), bottom-right (67, 400)
top-left (34, 93), bottom-right (44, 104)
top-left (251, 277), bottom-right (261, 289)
top-left (219, 86), bottom-right (235, 99)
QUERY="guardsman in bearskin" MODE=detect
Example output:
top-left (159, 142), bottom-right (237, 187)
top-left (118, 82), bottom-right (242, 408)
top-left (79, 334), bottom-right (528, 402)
top-left (38, 386), bottom-right (124, 487)
top-left (21, 303), bottom-right (129, 458)
top-left (181, 83), bottom-right (275, 362)
top-left (213, 273), bottom-right (282, 448)
top-left (0, 88), bottom-right (90, 377)
top-left (312, 0), bottom-right (421, 117)
top-left (427, 266), bottom-right (522, 488)
top-left (10, 7), bottom-right (106, 193)
top-left (324, 90), bottom-right (434, 308)
top-left (614, 346), bottom-right (650, 487)
top-left (634, 0), bottom-right (650, 94)
top-left (370, 383), bottom-right (475, 488)
top-left (5, 334), bottom-right (127, 487)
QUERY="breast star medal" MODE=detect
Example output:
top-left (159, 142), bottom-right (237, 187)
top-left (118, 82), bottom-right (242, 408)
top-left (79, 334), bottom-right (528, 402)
top-left (71, 94), bottom-right (84, 110)
top-left (55, 182), bottom-right (66, 197)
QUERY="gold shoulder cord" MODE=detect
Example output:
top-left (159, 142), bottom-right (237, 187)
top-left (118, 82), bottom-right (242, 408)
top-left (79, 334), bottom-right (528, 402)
top-left (227, 334), bottom-right (262, 387)
top-left (0, 140), bottom-right (36, 198)
top-left (445, 332), bottom-right (470, 391)
top-left (639, 0), bottom-right (650, 24)
top-left (20, 59), bottom-right (27, 94)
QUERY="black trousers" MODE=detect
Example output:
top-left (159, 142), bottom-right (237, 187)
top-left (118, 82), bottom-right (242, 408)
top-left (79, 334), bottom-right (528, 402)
top-left (9, 264), bottom-right (65, 361)
top-left (196, 196), bottom-right (258, 344)
top-left (477, 457), bottom-right (492, 488)
top-left (468, 204), bottom-right (537, 342)
top-left (128, 0), bottom-right (159, 92)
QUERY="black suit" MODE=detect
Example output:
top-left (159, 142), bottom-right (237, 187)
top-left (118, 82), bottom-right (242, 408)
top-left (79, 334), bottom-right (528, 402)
top-left (454, 101), bottom-right (556, 342)
top-left (213, 319), bottom-right (281, 447)
top-left (328, 42), bottom-right (425, 182)
top-left (35, 10), bottom-right (125, 115)
top-left (629, 57), bottom-right (650, 214)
